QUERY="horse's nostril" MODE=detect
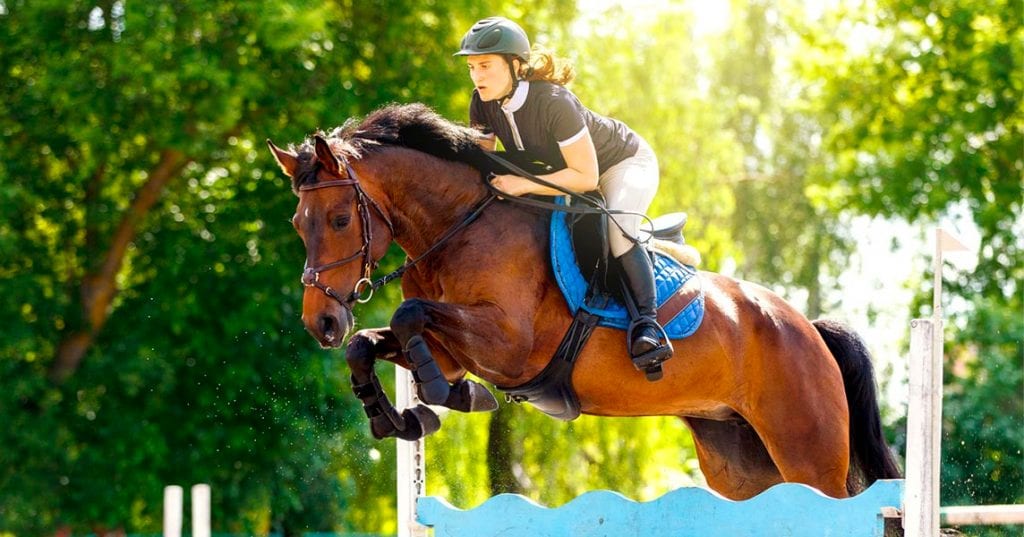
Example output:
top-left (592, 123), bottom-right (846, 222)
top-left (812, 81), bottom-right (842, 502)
top-left (318, 314), bottom-right (337, 338)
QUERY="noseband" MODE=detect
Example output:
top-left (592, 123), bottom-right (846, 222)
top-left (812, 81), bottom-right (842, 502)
top-left (299, 161), bottom-right (393, 306)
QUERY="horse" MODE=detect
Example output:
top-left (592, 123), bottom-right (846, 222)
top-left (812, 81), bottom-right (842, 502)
top-left (266, 103), bottom-right (901, 501)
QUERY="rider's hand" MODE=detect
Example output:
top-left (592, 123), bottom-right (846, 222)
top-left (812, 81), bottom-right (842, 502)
top-left (489, 174), bottom-right (534, 197)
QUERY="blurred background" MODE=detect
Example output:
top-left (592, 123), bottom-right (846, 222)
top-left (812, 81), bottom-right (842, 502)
top-left (0, 0), bottom-right (1020, 535)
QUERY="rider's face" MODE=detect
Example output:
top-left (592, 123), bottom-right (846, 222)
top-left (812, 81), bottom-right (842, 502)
top-left (467, 54), bottom-right (514, 102)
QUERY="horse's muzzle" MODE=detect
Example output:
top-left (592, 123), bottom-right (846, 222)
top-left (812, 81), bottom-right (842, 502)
top-left (304, 307), bottom-right (355, 349)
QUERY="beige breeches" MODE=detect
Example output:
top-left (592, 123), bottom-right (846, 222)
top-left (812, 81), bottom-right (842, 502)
top-left (599, 138), bottom-right (659, 257)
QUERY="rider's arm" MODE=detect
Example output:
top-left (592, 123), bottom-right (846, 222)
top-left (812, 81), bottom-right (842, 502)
top-left (537, 129), bottom-right (599, 193)
top-left (490, 129), bottom-right (599, 196)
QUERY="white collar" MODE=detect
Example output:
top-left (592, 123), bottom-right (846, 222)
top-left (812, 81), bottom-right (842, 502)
top-left (501, 81), bottom-right (530, 113)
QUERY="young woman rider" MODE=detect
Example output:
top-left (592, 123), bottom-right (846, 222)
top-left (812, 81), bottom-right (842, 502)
top-left (455, 17), bottom-right (673, 377)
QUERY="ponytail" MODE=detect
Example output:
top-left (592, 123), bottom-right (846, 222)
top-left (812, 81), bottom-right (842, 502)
top-left (518, 45), bottom-right (575, 86)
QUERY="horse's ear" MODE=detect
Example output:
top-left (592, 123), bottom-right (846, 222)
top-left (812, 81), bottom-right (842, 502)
top-left (267, 139), bottom-right (299, 177)
top-left (313, 135), bottom-right (342, 176)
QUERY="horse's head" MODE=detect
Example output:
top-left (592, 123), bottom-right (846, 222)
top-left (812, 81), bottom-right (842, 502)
top-left (267, 135), bottom-right (392, 348)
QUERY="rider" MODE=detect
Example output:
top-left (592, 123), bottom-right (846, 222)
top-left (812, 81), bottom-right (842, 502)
top-left (455, 17), bottom-right (673, 376)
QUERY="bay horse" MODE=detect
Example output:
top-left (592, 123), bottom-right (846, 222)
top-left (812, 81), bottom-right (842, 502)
top-left (267, 103), bottom-right (901, 500)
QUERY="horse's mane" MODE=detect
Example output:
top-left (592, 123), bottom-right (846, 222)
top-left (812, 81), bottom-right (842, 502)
top-left (291, 103), bottom-right (492, 191)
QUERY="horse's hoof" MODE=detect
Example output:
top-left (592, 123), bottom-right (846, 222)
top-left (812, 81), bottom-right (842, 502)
top-left (394, 404), bottom-right (441, 441)
top-left (445, 379), bottom-right (498, 412)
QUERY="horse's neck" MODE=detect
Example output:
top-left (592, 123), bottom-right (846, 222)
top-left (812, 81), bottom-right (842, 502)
top-left (363, 150), bottom-right (487, 258)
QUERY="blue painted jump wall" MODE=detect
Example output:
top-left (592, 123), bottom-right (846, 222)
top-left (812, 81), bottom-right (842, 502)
top-left (418, 480), bottom-right (904, 537)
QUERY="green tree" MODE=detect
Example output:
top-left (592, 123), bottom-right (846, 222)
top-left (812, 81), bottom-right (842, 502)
top-left (0, 0), bottom-right (572, 534)
top-left (795, 0), bottom-right (1024, 518)
top-left (714, 0), bottom-right (854, 317)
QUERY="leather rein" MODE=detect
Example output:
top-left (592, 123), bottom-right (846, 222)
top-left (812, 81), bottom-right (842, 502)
top-left (300, 150), bottom-right (651, 309)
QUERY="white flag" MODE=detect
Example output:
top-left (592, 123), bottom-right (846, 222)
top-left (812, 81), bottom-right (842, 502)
top-left (937, 228), bottom-right (970, 253)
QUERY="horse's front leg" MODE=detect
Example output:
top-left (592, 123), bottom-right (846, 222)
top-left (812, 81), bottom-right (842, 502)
top-left (346, 328), bottom-right (440, 441)
top-left (346, 327), bottom-right (497, 441)
top-left (391, 297), bottom-right (529, 401)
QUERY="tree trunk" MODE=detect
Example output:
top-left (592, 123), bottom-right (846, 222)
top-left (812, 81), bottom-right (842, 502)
top-left (486, 403), bottom-right (524, 495)
top-left (48, 149), bottom-right (188, 383)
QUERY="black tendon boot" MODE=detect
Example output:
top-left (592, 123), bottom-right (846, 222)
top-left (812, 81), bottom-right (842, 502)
top-left (619, 244), bottom-right (673, 380)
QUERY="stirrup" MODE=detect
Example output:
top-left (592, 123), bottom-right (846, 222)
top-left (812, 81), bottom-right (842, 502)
top-left (627, 320), bottom-right (673, 381)
top-left (631, 343), bottom-right (673, 381)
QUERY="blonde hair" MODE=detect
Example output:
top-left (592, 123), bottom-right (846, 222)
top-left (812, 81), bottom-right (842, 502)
top-left (517, 45), bottom-right (575, 86)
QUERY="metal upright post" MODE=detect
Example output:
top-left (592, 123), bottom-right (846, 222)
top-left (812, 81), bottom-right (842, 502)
top-left (396, 366), bottom-right (428, 537)
top-left (191, 484), bottom-right (211, 537)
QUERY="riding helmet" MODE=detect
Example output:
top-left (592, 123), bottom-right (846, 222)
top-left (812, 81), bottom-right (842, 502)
top-left (453, 17), bottom-right (530, 61)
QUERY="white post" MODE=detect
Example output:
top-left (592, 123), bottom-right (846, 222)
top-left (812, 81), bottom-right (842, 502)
top-left (396, 367), bottom-right (428, 537)
top-left (162, 485), bottom-right (183, 537)
top-left (904, 228), bottom-right (968, 536)
top-left (904, 318), bottom-right (939, 537)
top-left (191, 484), bottom-right (211, 537)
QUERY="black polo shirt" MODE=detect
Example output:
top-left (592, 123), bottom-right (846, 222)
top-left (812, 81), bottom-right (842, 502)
top-left (470, 81), bottom-right (640, 173)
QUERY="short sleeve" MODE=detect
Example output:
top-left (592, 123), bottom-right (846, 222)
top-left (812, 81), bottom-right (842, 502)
top-left (469, 91), bottom-right (493, 135)
top-left (546, 87), bottom-right (588, 146)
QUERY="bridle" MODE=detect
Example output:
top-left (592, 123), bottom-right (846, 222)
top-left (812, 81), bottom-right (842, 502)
top-left (298, 161), bottom-right (393, 306)
top-left (298, 158), bottom-right (497, 309)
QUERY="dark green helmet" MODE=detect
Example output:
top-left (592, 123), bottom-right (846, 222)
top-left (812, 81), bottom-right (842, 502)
top-left (454, 17), bottom-right (530, 61)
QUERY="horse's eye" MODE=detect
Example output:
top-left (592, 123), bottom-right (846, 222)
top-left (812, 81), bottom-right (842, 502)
top-left (331, 214), bottom-right (350, 230)
top-left (291, 214), bottom-right (299, 230)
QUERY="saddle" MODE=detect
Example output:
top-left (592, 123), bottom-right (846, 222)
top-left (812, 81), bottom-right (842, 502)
top-left (497, 195), bottom-right (705, 420)
top-left (551, 197), bottom-right (703, 336)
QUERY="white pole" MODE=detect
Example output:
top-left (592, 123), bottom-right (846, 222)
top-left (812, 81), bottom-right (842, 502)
top-left (904, 228), bottom-right (968, 536)
top-left (162, 485), bottom-right (183, 537)
top-left (191, 484), bottom-right (211, 537)
top-left (904, 318), bottom-right (938, 537)
top-left (396, 367), bottom-right (428, 537)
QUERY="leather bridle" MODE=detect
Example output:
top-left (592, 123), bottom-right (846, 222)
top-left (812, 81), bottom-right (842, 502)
top-left (298, 161), bottom-right (393, 306)
top-left (298, 159), bottom-right (497, 309)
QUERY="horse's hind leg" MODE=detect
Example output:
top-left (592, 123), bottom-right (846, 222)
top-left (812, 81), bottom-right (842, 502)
top-left (744, 373), bottom-right (852, 498)
top-left (684, 416), bottom-right (783, 500)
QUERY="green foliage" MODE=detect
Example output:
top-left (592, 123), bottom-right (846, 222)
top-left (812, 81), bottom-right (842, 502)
top-left (798, 0), bottom-right (1022, 301)
top-left (0, 0), bottom-right (573, 534)
top-left (942, 295), bottom-right (1024, 506)
top-left (1, 0), bottom-right (1020, 534)
top-left (570, 3), bottom-right (745, 271)
top-left (427, 403), bottom-right (700, 510)
top-left (796, 0), bottom-right (1024, 513)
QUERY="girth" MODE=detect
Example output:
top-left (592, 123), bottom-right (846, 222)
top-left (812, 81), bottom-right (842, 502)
top-left (496, 307), bottom-right (601, 421)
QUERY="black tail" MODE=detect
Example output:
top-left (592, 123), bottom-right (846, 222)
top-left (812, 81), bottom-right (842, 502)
top-left (813, 319), bottom-right (903, 493)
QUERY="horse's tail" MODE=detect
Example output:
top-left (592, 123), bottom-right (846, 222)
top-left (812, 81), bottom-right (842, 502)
top-left (812, 319), bottom-right (903, 493)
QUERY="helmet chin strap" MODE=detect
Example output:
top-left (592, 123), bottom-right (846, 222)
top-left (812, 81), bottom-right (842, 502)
top-left (498, 57), bottom-right (521, 104)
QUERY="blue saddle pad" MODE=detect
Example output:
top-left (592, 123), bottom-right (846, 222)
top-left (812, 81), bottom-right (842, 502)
top-left (549, 199), bottom-right (704, 339)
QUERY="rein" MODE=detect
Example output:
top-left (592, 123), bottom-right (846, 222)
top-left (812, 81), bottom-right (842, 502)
top-left (482, 152), bottom-right (654, 241)
top-left (301, 148), bottom-right (652, 309)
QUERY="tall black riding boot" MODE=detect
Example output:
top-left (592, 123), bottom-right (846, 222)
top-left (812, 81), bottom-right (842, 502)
top-left (618, 244), bottom-right (673, 380)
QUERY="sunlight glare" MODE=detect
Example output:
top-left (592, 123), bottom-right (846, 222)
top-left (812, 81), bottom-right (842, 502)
top-left (577, 0), bottom-right (731, 35)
